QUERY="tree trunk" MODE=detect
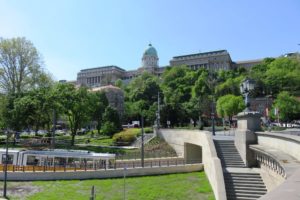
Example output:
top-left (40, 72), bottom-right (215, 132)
top-left (71, 132), bottom-right (75, 146)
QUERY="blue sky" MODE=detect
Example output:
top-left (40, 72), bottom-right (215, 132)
top-left (0, 0), bottom-right (299, 81)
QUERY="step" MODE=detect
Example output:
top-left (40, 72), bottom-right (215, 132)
top-left (222, 162), bottom-right (245, 164)
top-left (227, 173), bottom-right (261, 176)
top-left (224, 174), bottom-right (262, 178)
top-left (227, 197), bottom-right (258, 200)
top-left (226, 189), bottom-right (266, 195)
top-left (219, 155), bottom-right (243, 157)
top-left (227, 186), bottom-right (267, 191)
top-left (223, 163), bottom-right (246, 166)
top-left (221, 158), bottom-right (244, 161)
top-left (226, 182), bottom-right (266, 188)
top-left (225, 177), bottom-right (263, 181)
top-left (226, 180), bottom-right (265, 184)
top-left (227, 192), bottom-right (263, 198)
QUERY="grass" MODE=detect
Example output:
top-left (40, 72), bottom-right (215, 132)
top-left (5, 172), bottom-right (215, 200)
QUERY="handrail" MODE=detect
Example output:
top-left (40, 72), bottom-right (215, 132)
top-left (0, 158), bottom-right (202, 173)
top-left (250, 147), bottom-right (286, 178)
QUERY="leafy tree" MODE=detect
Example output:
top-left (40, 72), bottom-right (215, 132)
top-left (12, 86), bottom-right (56, 134)
top-left (114, 79), bottom-right (124, 89)
top-left (216, 94), bottom-right (245, 126)
top-left (0, 37), bottom-right (46, 95)
top-left (102, 106), bottom-right (122, 136)
top-left (215, 76), bottom-right (244, 97)
top-left (161, 65), bottom-right (196, 126)
top-left (55, 84), bottom-right (93, 146)
top-left (190, 69), bottom-right (211, 128)
top-left (125, 72), bottom-right (161, 125)
top-left (271, 91), bottom-right (300, 125)
top-left (90, 91), bottom-right (109, 134)
top-left (264, 57), bottom-right (300, 95)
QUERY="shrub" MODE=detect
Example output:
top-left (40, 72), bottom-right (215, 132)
top-left (112, 128), bottom-right (140, 146)
top-left (102, 122), bottom-right (119, 137)
top-left (143, 127), bottom-right (153, 133)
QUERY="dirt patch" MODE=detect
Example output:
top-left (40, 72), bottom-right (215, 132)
top-left (0, 182), bottom-right (42, 200)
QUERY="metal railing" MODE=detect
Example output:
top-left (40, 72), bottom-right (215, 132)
top-left (0, 159), bottom-right (201, 173)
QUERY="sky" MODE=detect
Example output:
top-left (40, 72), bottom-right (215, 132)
top-left (0, 0), bottom-right (299, 81)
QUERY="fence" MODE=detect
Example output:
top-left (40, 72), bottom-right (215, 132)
top-left (0, 158), bottom-right (201, 173)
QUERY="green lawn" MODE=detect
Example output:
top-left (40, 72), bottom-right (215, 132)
top-left (6, 172), bottom-right (215, 200)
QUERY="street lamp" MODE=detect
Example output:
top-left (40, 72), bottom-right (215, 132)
top-left (3, 130), bottom-right (9, 198)
top-left (240, 78), bottom-right (255, 112)
top-left (156, 91), bottom-right (160, 129)
top-left (141, 115), bottom-right (144, 168)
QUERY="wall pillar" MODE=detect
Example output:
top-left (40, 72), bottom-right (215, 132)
top-left (235, 111), bottom-right (261, 167)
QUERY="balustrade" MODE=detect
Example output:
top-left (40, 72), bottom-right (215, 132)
top-left (254, 151), bottom-right (286, 178)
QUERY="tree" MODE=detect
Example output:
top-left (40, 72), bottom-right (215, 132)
top-left (271, 91), bottom-right (300, 125)
top-left (161, 65), bottom-right (196, 126)
top-left (55, 83), bottom-right (93, 146)
top-left (125, 72), bottom-right (161, 125)
top-left (90, 91), bottom-right (109, 134)
top-left (215, 76), bottom-right (244, 97)
top-left (0, 37), bottom-right (45, 94)
top-left (216, 95), bottom-right (245, 126)
top-left (102, 106), bottom-right (121, 137)
top-left (12, 86), bottom-right (55, 134)
top-left (264, 57), bottom-right (300, 95)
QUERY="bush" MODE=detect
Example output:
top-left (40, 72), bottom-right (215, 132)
top-left (102, 122), bottom-right (119, 137)
top-left (112, 128), bottom-right (140, 146)
top-left (144, 127), bottom-right (153, 134)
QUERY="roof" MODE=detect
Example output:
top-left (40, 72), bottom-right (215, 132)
top-left (0, 149), bottom-right (21, 153)
top-left (80, 65), bottom-right (126, 72)
top-left (235, 59), bottom-right (263, 64)
top-left (91, 85), bottom-right (123, 92)
top-left (172, 50), bottom-right (228, 59)
top-left (143, 43), bottom-right (158, 57)
top-left (21, 149), bottom-right (115, 159)
top-left (0, 149), bottom-right (115, 159)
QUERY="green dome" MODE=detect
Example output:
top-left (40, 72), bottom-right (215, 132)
top-left (143, 43), bottom-right (158, 57)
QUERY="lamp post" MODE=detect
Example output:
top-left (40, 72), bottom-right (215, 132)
top-left (3, 129), bottom-right (9, 198)
top-left (156, 91), bottom-right (160, 129)
top-left (52, 109), bottom-right (56, 149)
top-left (141, 115), bottom-right (144, 168)
top-left (240, 78), bottom-right (255, 112)
top-left (211, 97), bottom-right (216, 136)
top-left (208, 69), bottom-right (216, 136)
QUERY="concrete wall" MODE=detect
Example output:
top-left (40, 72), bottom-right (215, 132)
top-left (184, 143), bottom-right (202, 164)
top-left (0, 164), bottom-right (203, 181)
top-left (158, 129), bottom-right (226, 200)
top-left (235, 112), bottom-right (261, 167)
top-left (255, 132), bottom-right (300, 200)
top-left (259, 164), bottom-right (285, 191)
top-left (259, 168), bottom-right (300, 200)
top-left (235, 129), bottom-right (257, 167)
top-left (256, 132), bottom-right (300, 161)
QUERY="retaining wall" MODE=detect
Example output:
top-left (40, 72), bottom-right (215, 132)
top-left (157, 129), bottom-right (226, 200)
top-left (0, 164), bottom-right (203, 181)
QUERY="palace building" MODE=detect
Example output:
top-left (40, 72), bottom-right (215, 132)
top-left (76, 44), bottom-right (262, 88)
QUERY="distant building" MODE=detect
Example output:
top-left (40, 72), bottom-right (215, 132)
top-left (234, 59), bottom-right (263, 70)
top-left (77, 65), bottom-right (126, 88)
top-left (76, 44), bottom-right (268, 88)
top-left (170, 50), bottom-right (233, 71)
top-left (91, 85), bottom-right (124, 116)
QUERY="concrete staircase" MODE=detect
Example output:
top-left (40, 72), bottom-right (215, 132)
top-left (132, 133), bottom-right (154, 148)
top-left (224, 172), bottom-right (267, 200)
top-left (214, 140), bottom-right (245, 168)
top-left (214, 139), bottom-right (267, 200)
